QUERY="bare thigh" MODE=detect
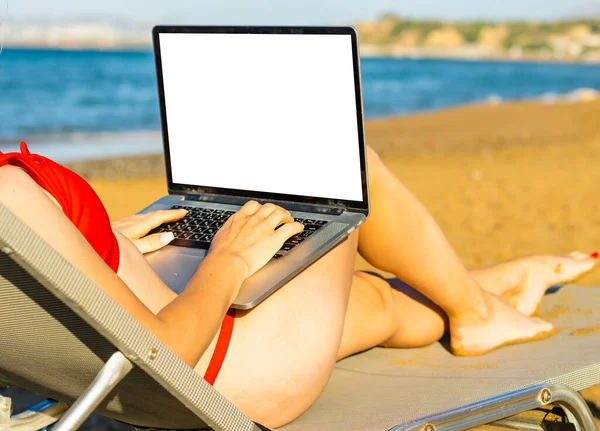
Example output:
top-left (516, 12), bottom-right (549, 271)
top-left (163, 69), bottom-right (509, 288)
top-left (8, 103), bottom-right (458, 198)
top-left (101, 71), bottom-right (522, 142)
top-left (210, 242), bottom-right (446, 428)
top-left (210, 232), bottom-right (358, 427)
top-left (339, 273), bottom-right (446, 360)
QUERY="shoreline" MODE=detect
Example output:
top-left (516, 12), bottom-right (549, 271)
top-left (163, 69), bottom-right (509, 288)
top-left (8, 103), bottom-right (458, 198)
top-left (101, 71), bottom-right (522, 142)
top-left (3, 92), bottom-right (599, 164)
top-left (0, 130), bottom-right (162, 146)
top-left (0, 131), bottom-right (163, 164)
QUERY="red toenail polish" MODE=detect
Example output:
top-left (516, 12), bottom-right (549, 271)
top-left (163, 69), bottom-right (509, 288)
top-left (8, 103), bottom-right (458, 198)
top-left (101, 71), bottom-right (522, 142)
top-left (591, 252), bottom-right (599, 259)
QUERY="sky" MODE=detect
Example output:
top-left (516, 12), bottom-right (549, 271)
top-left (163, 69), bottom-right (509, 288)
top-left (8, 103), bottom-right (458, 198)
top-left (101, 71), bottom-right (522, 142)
top-left (4, 0), bottom-right (600, 24)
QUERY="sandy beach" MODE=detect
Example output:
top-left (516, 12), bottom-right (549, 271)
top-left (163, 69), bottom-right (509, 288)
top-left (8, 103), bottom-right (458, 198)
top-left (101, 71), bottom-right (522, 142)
top-left (43, 98), bottom-right (600, 427)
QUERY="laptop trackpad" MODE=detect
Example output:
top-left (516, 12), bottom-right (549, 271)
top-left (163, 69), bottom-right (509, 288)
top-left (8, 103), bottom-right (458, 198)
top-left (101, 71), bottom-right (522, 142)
top-left (147, 247), bottom-right (207, 295)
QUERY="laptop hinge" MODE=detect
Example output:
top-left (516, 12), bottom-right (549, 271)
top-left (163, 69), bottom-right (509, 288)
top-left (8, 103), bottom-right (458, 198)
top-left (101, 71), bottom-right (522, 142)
top-left (184, 193), bottom-right (345, 216)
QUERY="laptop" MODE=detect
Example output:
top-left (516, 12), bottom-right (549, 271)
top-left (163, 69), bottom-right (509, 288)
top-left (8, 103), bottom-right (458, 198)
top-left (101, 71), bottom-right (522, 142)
top-left (141, 26), bottom-right (370, 309)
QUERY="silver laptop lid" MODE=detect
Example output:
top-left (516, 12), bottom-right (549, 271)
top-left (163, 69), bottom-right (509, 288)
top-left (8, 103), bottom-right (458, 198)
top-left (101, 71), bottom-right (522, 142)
top-left (153, 26), bottom-right (369, 215)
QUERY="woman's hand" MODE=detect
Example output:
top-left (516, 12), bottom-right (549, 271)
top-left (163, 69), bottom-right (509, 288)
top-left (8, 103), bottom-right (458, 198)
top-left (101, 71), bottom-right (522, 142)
top-left (208, 201), bottom-right (304, 279)
top-left (111, 209), bottom-right (187, 254)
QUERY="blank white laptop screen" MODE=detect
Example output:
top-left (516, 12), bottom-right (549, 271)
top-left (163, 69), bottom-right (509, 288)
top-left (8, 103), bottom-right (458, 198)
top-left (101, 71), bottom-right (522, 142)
top-left (159, 32), bottom-right (363, 202)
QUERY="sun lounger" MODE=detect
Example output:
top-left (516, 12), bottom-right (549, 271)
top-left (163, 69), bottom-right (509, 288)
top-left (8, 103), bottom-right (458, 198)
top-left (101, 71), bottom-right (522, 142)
top-left (1, 201), bottom-right (599, 431)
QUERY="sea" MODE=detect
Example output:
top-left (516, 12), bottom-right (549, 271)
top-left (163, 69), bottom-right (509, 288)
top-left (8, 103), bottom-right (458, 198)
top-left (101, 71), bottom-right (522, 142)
top-left (1, 48), bottom-right (600, 161)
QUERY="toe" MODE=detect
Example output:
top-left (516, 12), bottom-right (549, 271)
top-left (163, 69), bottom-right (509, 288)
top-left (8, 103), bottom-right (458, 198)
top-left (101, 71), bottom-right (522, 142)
top-left (530, 317), bottom-right (555, 332)
top-left (552, 255), bottom-right (597, 283)
top-left (565, 251), bottom-right (589, 260)
top-left (564, 251), bottom-right (600, 261)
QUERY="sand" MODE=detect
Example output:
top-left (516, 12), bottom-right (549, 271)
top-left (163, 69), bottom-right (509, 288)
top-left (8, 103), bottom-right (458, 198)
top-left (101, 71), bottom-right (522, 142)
top-left (538, 304), bottom-right (596, 320)
top-left (67, 98), bottom-right (600, 426)
top-left (570, 326), bottom-right (600, 336)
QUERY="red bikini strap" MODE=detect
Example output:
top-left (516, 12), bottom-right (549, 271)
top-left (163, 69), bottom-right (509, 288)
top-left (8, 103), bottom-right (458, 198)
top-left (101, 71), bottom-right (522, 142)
top-left (20, 141), bottom-right (31, 155)
top-left (203, 308), bottom-right (236, 385)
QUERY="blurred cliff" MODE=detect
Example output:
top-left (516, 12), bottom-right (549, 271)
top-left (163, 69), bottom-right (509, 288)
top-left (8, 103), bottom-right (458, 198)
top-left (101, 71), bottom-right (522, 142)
top-left (355, 15), bottom-right (600, 61)
top-left (2, 15), bottom-right (600, 62)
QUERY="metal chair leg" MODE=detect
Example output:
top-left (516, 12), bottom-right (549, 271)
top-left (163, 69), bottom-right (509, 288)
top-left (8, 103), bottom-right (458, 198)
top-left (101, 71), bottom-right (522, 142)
top-left (52, 352), bottom-right (133, 431)
top-left (551, 385), bottom-right (598, 431)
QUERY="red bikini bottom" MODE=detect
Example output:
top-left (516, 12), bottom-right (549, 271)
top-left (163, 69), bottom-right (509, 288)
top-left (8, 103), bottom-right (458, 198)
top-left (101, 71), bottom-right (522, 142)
top-left (0, 142), bottom-right (234, 385)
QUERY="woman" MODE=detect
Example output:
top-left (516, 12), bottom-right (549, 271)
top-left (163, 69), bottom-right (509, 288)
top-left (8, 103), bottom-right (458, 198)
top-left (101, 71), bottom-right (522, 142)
top-left (0, 142), bottom-right (597, 427)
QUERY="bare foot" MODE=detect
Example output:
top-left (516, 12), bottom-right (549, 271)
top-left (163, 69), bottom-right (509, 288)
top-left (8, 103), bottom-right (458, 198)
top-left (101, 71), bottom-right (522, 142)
top-left (450, 292), bottom-right (556, 356)
top-left (470, 252), bottom-right (599, 316)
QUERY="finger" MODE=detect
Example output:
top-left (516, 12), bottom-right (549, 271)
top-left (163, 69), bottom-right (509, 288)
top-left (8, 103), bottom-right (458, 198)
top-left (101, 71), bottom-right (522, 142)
top-left (238, 200), bottom-right (262, 216)
top-left (254, 203), bottom-right (279, 219)
top-left (242, 203), bottom-right (276, 229)
top-left (266, 204), bottom-right (291, 219)
top-left (272, 222), bottom-right (304, 243)
top-left (264, 208), bottom-right (294, 230)
top-left (133, 232), bottom-right (175, 254)
top-left (127, 209), bottom-right (187, 238)
top-left (148, 209), bottom-right (188, 227)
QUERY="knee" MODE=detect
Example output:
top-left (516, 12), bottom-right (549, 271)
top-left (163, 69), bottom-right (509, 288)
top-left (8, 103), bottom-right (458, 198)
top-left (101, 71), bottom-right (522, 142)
top-left (355, 272), bottom-right (398, 334)
top-left (389, 303), bottom-right (446, 349)
top-left (401, 321), bottom-right (445, 349)
top-left (366, 145), bottom-right (382, 166)
top-left (356, 272), bottom-right (394, 306)
top-left (365, 146), bottom-right (385, 194)
top-left (377, 277), bottom-right (447, 349)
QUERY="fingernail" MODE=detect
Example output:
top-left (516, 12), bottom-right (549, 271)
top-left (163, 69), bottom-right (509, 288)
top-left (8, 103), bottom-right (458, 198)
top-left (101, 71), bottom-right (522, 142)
top-left (591, 251), bottom-right (599, 259)
top-left (161, 232), bottom-right (175, 244)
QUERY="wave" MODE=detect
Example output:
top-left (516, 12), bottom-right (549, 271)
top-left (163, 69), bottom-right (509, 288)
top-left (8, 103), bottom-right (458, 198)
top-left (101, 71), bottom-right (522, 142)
top-left (478, 88), bottom-right (600, 106)
top-left (0, 130), bottom-right (163, 163)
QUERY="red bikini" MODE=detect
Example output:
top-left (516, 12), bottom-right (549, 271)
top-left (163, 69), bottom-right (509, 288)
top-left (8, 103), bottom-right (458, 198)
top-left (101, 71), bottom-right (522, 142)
top-left (0, 142), bottom-right (233, 386)
top-left (1, 142), bottom-right (121, 272)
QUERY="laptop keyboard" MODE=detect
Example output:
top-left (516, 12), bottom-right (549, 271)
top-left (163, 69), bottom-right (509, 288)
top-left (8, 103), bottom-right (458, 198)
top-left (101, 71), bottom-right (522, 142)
top-left (150, 205), bottom-right (330, 259)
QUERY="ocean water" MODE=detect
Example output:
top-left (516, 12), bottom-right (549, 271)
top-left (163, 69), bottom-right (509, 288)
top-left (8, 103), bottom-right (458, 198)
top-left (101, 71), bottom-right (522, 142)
top-left (1, 48), bottom-right (600, 142)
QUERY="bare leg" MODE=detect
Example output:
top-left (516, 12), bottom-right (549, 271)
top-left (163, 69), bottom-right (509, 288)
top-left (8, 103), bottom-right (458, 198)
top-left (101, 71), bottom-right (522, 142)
top-left (339, 252), bottom-right (600, 359)
top-left (354, 147), bottom-right (556, 355)
top-left (338, 272), bottom-right (446, 360)
top-left (470, 253), bottom-right (599, 315)
top-left (338, 250), bottom-right (600, 360)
